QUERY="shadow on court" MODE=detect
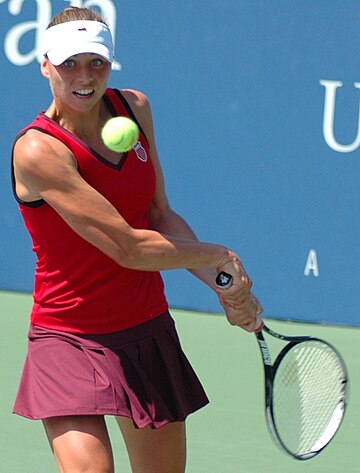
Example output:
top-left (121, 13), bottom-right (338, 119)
top-left (1, 290), bottom-right (359, 472)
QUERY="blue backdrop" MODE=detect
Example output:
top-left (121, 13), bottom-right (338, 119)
top-left (2, 0), bottom-right (360, 326)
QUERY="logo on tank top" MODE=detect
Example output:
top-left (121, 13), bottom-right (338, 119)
top-left (134, 142), bottom-right (148, 162)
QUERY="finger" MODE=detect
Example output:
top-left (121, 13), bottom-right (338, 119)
top-left (254, 316), bottom-right (264, 332)
top-left (249, 293), bottom-right (263, 316)
top-left (240, 316), bottom-right (263, 333)
top-left (221, 293), bottom-right (260, 315)
top-left (217, 286), bottom-right (251, 305)
top-left (225, 305), bottom-right (258, 327)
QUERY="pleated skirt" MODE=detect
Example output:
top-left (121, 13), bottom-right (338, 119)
top-left (13, 311), bottom-right (209, 428)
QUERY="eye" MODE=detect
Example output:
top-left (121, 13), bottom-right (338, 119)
top-left (62, 59), bottom-right (76, 68)
top-left (91, 58), bottom-right (105, 67)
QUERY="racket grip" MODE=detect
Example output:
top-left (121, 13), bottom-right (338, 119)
top-left (216, 273), bottom-right (264, 333)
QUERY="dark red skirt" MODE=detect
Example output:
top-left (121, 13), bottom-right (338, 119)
top-left (13, 311), bottom-right (209, 428)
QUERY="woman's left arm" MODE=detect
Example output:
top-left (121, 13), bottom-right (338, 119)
top-left (122, 89), bottom-right (219, 289)
top-left (123, 89), bottom-right (263, 330)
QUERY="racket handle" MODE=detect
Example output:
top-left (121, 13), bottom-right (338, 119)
top-left (216, 272), bottom-right (264, 331)
top-left (215, 271), bottom-right (233, 289)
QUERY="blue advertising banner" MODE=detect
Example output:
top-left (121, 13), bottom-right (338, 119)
top-left (1, 1), bottom-right (360, 325)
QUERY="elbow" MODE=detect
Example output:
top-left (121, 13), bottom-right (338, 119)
top-left (112, 232), bottom-right (146, 270)
top-left (115, 246), bottom-right (141, 270)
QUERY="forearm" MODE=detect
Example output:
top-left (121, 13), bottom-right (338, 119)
top-left (147, 212), bottom-right (261, 330)
top-left (148, 208), bottom-right (221, 289)
top-left (47, 189), bottom-right (232, 274)
top-left (124, 227), bottom-right (230, 273)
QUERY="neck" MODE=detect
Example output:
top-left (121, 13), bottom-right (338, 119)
top-left (45, 96), bottom-right (110, 141)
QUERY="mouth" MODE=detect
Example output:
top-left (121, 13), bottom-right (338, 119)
top-left (73, 88), bottom-right (95, 98)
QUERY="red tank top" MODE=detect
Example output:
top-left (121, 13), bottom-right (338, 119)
top-left (13, 88), bottom-right (168, 334)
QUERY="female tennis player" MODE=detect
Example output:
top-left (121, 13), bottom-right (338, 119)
top-left (11, 7), bottom-right (262, 473)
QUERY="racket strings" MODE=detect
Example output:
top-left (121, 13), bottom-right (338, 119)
top-left (272, 341), bottom-right (346, 457)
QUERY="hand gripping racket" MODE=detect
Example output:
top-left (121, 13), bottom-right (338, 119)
top-left (216, 271), bottom-right (348, 460)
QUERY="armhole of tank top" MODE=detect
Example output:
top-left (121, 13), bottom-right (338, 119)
top-left (11, 127), bottom-right (52, 208)
top-left (104, 89), bottom-right (149, 146)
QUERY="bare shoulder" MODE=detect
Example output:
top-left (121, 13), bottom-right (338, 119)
top-left (13, 128), bottom-right (79, 202)
top-left (120, 89), bottom-right (152, 119)
top-left (14, 128), bottom-right (76, 174)
top-left (118, 89), bottom-right (155, 142)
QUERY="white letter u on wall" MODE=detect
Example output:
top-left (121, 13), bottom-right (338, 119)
top-left (320, 79), bottom-right (360, 153)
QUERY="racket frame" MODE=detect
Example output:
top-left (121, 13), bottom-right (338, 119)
top-left (255, 324), bottom-right (348, 460)
top-left (215, 271), bottom-right (348, 460)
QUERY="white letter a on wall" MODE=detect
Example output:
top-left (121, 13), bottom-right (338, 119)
top-left (304, 249), bottom-right (319, 277)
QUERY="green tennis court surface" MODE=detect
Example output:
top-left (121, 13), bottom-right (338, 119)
top-left (1, 290), bottom-right (359, 472)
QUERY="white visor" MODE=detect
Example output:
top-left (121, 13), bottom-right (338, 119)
top-left (42, 20), bottom-right (114, 66)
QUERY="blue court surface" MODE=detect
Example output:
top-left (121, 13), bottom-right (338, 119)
top-left (1, 290), bottom-right (359, 472)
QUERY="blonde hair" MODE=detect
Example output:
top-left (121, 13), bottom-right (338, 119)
top-left (47, 6), bottom-right (107, 29)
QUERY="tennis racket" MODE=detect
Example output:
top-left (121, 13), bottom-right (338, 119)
top-left (216, 271), bottom-right (348, 460)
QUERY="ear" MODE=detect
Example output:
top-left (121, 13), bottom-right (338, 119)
top-left (41, 57), bottom-right (50, 79)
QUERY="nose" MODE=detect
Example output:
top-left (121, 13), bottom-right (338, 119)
top-left (76, 64), bottom-right (94, 83)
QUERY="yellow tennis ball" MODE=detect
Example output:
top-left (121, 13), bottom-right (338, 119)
top-left (101, 116), bottom-right (139, 153)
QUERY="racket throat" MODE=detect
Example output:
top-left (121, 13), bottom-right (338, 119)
top-left (258, 339), bottom-right (272, 366)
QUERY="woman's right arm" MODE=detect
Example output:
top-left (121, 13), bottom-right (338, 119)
top-left (13, 130), bottom-right (246, 278)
